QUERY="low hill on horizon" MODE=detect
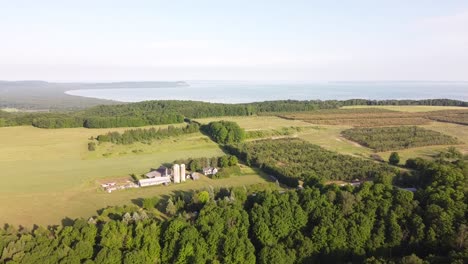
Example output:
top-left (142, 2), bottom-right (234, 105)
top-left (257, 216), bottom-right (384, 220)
top-left (0, 80), bottom-right (188, 110)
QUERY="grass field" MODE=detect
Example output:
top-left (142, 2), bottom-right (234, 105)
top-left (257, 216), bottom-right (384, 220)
top-left (0, 125), bottom-right (271, 226)
top-left (341, 105), bottom-right (468, 112)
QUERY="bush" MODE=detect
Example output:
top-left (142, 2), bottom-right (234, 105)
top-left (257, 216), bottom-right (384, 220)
top-left (389, 152), bottom-right (400, 165)
top-left (87, 142), bottom-right (96, 151)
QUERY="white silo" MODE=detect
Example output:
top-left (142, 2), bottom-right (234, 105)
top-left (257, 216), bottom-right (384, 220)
top-left (173, 164), bottom-right (180, 183)
top-left (180, 164), bottom-right (186, 182)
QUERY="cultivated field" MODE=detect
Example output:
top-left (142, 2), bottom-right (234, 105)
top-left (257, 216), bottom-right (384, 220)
top-left (279, 108), bottom-right (468, 127)
top-left (341, 126), bottom-right (460, 151)
top-left (341, 105), bottom-right (468, 112)
top-left (0, 126), bottom-right (270, 226)
top-left (194, 116), bottom-right (314, 130)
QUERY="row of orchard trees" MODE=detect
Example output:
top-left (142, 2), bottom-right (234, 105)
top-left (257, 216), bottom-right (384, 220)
top-left (0, 153), bottom-right (466, 263)
top-left (342, 126), bottom-right (460, 152)
top-left (227, 138), bottom-right (398, 186)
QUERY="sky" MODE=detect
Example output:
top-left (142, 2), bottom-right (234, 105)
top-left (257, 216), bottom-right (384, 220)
top-left (0, 0), bottom-right (467, 81)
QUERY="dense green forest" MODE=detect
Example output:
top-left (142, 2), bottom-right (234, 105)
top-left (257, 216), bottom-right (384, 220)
top-left (342, 126), bottom-right (460, 151)
top-left (201, 121), bottom-right (246, 144)
top-left (226, 138), bottom-right (397, 186)
top-left (0, 154), bottom-right (466, 263)
top-left (1, 99), bottom-right (465, 129)
top-left (96, 123), bottom-right (200, 145)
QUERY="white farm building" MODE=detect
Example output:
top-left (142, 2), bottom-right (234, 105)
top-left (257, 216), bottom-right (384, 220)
top-left (138, 176), bottom-right (171, 187)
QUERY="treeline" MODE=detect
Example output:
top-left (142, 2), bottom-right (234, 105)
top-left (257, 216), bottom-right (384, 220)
top-left (82, 114), bottom-right (184, 129)
top-left (174, 155), bottom-right (238, 172)
top-left (80, 99), bottom-right (467, 119)
top-left (201, 121), bottom-right (246, 144)
top-left (0, 111), bottom-right (80, 127)
top-left (342, 126), bottom-right (460, 152)
top-left (226, 138), bottom-right (397, 187)
top-left (1, 99), bottom-right (465, 129)
top-left (81, 100), bottom-right (342, 119)
top-left (96, 123), bottom-right (200, 145)
top-left (1, 155), bottom-right (466, 263)
top-left (0, 111), bottom-right (185, 129)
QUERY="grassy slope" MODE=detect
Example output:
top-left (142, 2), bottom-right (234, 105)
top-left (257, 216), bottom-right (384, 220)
top-left (0, 126), bottom-right (270, 226)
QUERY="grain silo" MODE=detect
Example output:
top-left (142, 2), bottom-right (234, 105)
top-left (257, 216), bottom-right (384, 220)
top-left (173, 164), bottom-right (180, 183)
top-left (180, 164), bottom-right (186, 182)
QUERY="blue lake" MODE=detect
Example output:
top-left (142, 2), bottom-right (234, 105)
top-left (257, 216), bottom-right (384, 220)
top-left (65, 81), bottom-right (468, 103)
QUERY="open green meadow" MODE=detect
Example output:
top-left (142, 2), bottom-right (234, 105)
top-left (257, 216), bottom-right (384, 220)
top-left (0, 126), bottom-right (270, 226)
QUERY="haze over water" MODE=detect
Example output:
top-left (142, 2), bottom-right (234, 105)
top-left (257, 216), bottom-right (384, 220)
top-left (65, 81), bottom-right (468, 104)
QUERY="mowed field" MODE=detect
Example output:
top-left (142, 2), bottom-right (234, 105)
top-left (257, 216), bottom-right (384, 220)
top-left (0, 125), bottom-right (270, 226)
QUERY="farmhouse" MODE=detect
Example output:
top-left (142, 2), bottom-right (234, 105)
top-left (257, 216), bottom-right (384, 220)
top-left (203, 167), bottom-right (218, 176)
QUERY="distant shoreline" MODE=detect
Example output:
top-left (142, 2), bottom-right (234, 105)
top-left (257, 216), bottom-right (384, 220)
top-left (63, 80), bottom-right (468, 104)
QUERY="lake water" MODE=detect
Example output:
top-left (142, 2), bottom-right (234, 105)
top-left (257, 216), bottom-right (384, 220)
top-left (65, 81), bottom-right (468, 103)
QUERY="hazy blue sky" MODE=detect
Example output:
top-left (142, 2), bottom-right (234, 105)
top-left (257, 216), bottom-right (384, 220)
top-left (1, 0), bottom-right (467, 81)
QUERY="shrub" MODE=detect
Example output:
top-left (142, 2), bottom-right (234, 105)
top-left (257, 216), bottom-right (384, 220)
top-left (87, 142), bottom-right (96, 151)
top-left (389, 152), bottom-right (400, 165)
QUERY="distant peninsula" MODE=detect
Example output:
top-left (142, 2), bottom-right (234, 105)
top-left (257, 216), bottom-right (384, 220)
top-left (0, 81), bottom-right (188, 110)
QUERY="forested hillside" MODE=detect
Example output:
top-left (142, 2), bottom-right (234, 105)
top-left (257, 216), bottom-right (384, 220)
top-left (0, 155), bottom-right (465, 263)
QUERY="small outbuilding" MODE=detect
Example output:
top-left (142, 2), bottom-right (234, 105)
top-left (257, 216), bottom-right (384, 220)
top-left (191, 172), bottom-right (200, 180)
